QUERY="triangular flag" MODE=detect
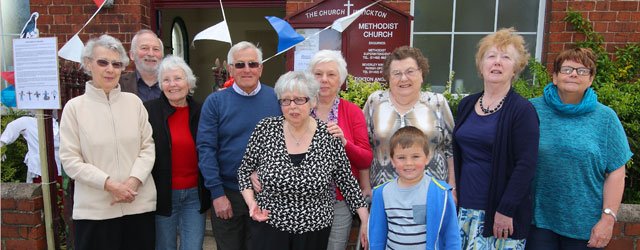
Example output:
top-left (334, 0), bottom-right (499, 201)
top-left (193, 20), bottom-right (232, 45)
top-left (1, 71), bottom-right (15, 85)
top-left (58, 34), bottom-right (84, 63)
top-left (265, 16), bottom-right (304, 53)
top-left (93, 0), bottom-right (105, 8)
top-left (332, 0), bottom-right (382, 32)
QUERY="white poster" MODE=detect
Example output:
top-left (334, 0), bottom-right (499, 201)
top-left (294, 29), bottom-right (320, 71)
top-left (13, 37), bottom-right (61, 109)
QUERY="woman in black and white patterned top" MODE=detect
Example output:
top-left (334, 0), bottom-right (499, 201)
top-left (238, 71), bottom-right (369, 250)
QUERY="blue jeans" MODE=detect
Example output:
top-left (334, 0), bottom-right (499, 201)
top-left (155, 187), bottom-right (205, 250)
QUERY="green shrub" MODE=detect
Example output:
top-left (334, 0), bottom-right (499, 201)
top-left (1, 106), bottom-right (30, 182)
top-left (340, 75), bottom-right (385, 108)
top-left (441, 71), bottom-right (463, 116)
top-left (513, 59), bottom-right (548, 99)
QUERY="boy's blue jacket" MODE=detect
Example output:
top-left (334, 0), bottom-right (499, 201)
top-left (368, 176), bottom-right (461, 250)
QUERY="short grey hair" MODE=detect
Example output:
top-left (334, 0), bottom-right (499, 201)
top-left (307, 50), bottom-right (348, 86)
top-left (130, 29), bottom-right (164, 56)
top-left (227, 41), bottom-right (263, 64)
top-left (157, 55), bottom-right (197, 94)
top-left (274, 71), bottom-right (320, 105)
top-left (81, 34), bottom-right (130, 75)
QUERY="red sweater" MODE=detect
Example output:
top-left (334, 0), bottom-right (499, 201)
top-left (336, 99), bottom-right (373, 200)
top-left (169, 106), bottom-right (198, 189)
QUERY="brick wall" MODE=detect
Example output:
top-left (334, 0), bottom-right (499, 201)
top-left (607, 204), bottom-right (640, 250)
top-left (285, 0), bottom-right (411, 17)
top-left (608, 221), bottom-right (640, 250)
top-left (544, 0), bottom-right (640, 69)
top-left (29, 0), bottom-right (152, 54)
top-left (1, 183), bottom-right (46, 250)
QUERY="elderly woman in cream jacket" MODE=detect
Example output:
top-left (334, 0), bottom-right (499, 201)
top-left (59, 34), bottom-right (156, 250)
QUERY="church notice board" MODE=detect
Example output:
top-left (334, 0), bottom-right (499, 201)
top-left (287, 0), bottom-right (412, 84)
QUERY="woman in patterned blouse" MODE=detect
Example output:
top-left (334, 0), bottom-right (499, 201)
top-left (364, 46), bottom-right (455, 188)
top-left (238, 71), bottom-right (369, 250)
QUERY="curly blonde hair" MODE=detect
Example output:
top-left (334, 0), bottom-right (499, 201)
top-left (475, 28), bottom-right (530, 80)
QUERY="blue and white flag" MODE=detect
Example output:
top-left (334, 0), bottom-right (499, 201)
top-left (265, 16), bottom-right (304, 53)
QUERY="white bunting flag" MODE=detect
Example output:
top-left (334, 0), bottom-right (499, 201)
top-left (58, 34), bottom-right (84, 63)
top-left (193, 20), bottom-right (232, 45)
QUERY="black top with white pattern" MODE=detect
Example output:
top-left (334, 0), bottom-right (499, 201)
top-left (238, 116), bottom-right (367, 234)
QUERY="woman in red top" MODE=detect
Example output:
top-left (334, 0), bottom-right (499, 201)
top-left (144, 55), bottom-right (210, 250)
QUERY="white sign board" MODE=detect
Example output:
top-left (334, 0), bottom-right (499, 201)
top-left (13, 37), bottom-right (61, 109)
top-left (294, 29), bottom-right (321, 71)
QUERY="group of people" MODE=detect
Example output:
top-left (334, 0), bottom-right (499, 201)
top-left (56, 27), bottom-right (631, 250)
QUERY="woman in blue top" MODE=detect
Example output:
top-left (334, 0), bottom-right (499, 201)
top-left (452, 28), bottom-right (540, 249)
top-left (527, 48), bottom-right (632, 250)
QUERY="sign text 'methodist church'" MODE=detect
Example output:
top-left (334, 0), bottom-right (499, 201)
top-left (287, 0), bottom-right (412, 84)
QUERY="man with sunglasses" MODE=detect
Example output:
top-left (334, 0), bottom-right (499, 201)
top-left (197, 41), bottom-right (281, 250)
top-left (119, 29), bottom-right (164, 102)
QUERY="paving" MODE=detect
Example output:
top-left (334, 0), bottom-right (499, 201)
top-left (203, 212), bottom-right (217, 249)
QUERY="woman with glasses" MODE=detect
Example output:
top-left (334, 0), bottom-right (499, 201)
top-left (252, 50), bottom-right (372, 250)
top-left (144, 55), bottom-right (211, 250)
top-left (526, 48), bottom-right (631, 250)
top-left (452, 28), bottom-right (539, 249)
top-left (59, 34), bottom-right (156, 250)
top-left (364, 46), bottom-right (455, 188)
top-left (237, 71), bottom-right (369, 250)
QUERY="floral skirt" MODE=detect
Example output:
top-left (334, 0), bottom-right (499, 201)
top-left (458, 207), bottom-right (526, 250)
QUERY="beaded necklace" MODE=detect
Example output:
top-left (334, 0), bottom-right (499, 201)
top-left (479, 94), bottom-right (506, 114)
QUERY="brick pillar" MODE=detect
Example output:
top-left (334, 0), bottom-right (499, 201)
top-left (1, 183), bottom-right (46, 250)
top-left (29, 0), bottom-right (152, 54)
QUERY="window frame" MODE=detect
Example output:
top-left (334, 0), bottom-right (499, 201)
top-left (409, 0), bottom-right (547, 92)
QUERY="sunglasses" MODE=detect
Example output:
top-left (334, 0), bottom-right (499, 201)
top-left (233, 61), bottom-right (261, 69)
top-left (95, 59), bottom-right (124, 69)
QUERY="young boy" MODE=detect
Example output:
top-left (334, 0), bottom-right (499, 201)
top-left (368, 126), bottom-right (460, 250)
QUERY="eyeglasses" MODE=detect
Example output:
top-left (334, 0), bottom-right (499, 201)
top-left (95, 59), bottom-right (124, 69)
top-left (278, 97), bottom-right (310, 106)
top-left (390, 68), bottom-right (420, 79)
top-left (232, 61), bottom-right (261, 69)
top-left (559, 66), bottom-right (591, 76)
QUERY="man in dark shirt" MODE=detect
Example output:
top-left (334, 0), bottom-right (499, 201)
top-left (119, 29), bottom-right (164, 102)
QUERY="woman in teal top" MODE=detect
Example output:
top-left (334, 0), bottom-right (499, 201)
top-left (527, 48), bottom-right (632, 250)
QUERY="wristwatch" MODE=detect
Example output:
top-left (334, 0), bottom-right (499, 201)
top-left (603, 208), bottom-right (618, 222)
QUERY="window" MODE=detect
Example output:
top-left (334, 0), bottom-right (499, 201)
top-left (412, 0), bottom-right (546, 93)
top-left (171, 18), bottom-right (188, 62)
